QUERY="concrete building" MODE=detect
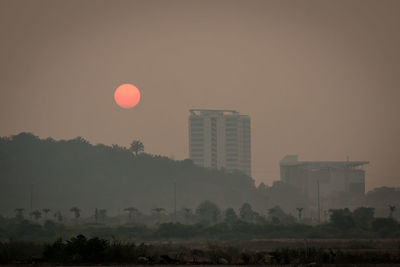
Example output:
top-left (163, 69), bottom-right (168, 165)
top-left (280, 155), bottom-right (368, 200)
top-left (189, 109), bottom-right (251, 176)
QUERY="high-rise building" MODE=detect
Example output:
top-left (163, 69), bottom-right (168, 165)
top-left (189, 109), bottom-right (251, 176)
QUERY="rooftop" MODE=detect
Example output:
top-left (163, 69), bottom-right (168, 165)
top-left (189, 109), bottom-right (240, 116)
top-left (280, 155), bottom-right (369, 168)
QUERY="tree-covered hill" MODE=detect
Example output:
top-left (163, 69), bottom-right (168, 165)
top-left (1, 132), bottom-right (399, 222)
top-left (0, 133), bottom-right (308, 216)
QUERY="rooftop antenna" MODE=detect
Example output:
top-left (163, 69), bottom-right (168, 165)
top-left (317, 180), bottom-right (320, 224)
top-left (173, 181), bottom-right (177, 223)
top-left (30, 184), bottom-right (33, 213)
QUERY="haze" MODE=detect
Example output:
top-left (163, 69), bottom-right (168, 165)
top-left (1, 0), bottom-right (399, 189)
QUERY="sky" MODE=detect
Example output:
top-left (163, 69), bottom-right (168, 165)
top-left (0, 0), bottom-right (399, 190)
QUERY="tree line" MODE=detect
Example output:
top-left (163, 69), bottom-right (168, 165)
top-left (0, 132), bottom-right (398, 221)
top-left (1, 200), bottom-right (399, 243)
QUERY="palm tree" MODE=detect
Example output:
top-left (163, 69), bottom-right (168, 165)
top-left (54, 211), bottom-right (63, 222)
top-left (42, 208), bottom-right (51, 219)
top-left (152, 207), bottom-right (165, 214)
top-left (14, 208), bottom-right (24, 219)
top-left (152, 207), bottom-right (165, 224)
top-left (30, 210), bottom-right (42, 221)
top-left (389, 205), bottom-right (396, 218)
top-left (129, 140), bottom-right (144, 156)
top-left (183, 208), bottom-right (192, 223)
top-left (297, 208), bottom-right (303, 220)
top-left (124, 207), bottom-right (138, 221)
top-left (70, 206), bottom-right (81, 220)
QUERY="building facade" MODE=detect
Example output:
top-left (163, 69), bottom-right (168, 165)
top-left (189, 109), bottom-right (251, 176)
top-left (280, 155), bottom-right (369, 200)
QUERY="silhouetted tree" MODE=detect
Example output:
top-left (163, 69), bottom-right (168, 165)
top-left (152, 207), bottom-right (165, 223)
top-left (224, 208), bottom-right (238, 224)
top-left (296, 208), bottom-right (303, 220)
top-left (329, 208), bottom-right (355, 230)
top-left (129, 140), bottom-right (144, 156)
top-left (239, 203), bottom-right (256, 222)
top-left (353, 207), bottom-right (374, 230)
top-left (152, 207), bottom-right (165, 214)
top-left (195, 201), bottom-right (220, 225)
top-left (389, 205), bottom-right (396, 218)
top-left (30, 210), bottom-right (42, 221)
top-left (54, 211), bottom-right (63, 222)
top-left (372, 217), bottom-right (399, 237)
top-left (267, 181), bottom-right (309, 213)
top-left (268, 205), bottom-right (295, 224)
top-left (42, 208), bottom-right (51, 219)
top-left (257, 182), bottom-right (268, 191)
top-left (182, 208), bottom-right (192, 223)
top-left (124, 207), bottom-right (138, 221)
top-left (14, 208), bottom-right (24, 220)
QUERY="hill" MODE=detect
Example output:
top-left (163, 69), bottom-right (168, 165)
top-left (0, 133), bottom-right (308, 216)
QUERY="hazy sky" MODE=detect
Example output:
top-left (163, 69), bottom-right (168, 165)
top-left (1, 0), bottom-right (399, 189)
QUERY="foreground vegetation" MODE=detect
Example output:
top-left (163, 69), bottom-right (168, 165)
top-left (1, 209), bottom-right (400, 244)
top-left (1, 234), bottom-right (400, 265)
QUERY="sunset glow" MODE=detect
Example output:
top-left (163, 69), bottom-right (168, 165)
top-left (114, 83), bottom-right (141, 109)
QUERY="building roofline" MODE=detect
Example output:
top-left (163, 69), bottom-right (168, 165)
top-left (190, 109), bottom-right (238, 112)
top-left (280, 155), bottom-right (368, 167)
top-left (280, 161), bottom-right (369, 167)
top-left (189, 109), bottom-right (240, 115)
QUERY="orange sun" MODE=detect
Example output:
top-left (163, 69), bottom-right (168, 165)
top-left (114, 83), bottom-right (141, 109)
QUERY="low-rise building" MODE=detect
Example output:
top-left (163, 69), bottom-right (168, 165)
top-left (280, 155), bottom-right (368, 201)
